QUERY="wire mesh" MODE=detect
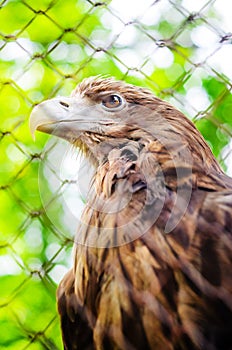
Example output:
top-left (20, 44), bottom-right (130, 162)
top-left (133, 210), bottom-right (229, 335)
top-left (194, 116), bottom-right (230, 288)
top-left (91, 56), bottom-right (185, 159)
top-left (0, 0), bottom-right (232, 348)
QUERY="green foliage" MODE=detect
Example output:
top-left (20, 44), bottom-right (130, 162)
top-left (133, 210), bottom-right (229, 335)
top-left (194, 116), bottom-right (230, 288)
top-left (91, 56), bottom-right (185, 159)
top-left (0, 0), bottom-right (231, 349)
top-left (196, 77), bottom-right (232, 159)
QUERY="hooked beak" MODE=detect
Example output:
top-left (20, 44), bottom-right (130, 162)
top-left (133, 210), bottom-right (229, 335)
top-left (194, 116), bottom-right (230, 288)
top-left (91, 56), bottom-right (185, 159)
top-left (29, 96), bottom-right (116, 141)
top-left (29, 97), bottom-right (78, 140)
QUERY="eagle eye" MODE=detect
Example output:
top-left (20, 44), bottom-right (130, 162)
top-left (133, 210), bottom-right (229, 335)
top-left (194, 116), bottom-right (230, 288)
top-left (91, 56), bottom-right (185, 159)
top-left (101, 94), bottom-right (123, 111)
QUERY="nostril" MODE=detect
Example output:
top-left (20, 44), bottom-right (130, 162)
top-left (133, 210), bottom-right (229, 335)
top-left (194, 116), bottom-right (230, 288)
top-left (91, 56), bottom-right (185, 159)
top-left (59, 101), bottom-right (69, 108)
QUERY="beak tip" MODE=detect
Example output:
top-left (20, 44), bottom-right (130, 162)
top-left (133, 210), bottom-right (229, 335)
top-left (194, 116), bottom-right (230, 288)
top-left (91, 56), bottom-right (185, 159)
top-left (31, 132), bottom-right (36, 141)
top-left (29, 118), bottom-right (37, 141)
top-left (29, 104), bottom-right (45, 140)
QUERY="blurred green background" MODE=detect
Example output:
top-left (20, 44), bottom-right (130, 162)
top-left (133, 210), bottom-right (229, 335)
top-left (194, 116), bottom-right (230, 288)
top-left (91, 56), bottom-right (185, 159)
top-left (0, 0), bottom-right (232, 349)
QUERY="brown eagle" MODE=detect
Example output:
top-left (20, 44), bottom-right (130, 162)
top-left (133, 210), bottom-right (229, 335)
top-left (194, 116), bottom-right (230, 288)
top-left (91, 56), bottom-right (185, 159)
top-left (30, 77), bottom-right (232, 350)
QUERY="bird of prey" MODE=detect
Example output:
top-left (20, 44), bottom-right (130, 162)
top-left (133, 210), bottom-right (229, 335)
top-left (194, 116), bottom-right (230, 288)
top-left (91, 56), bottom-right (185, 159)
top-left (30, 77), bottom-right (232, 350)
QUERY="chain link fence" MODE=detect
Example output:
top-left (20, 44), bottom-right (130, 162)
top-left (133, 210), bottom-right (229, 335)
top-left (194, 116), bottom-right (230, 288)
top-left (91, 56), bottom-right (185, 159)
top-left (0, 0), bottom-right (232, 348)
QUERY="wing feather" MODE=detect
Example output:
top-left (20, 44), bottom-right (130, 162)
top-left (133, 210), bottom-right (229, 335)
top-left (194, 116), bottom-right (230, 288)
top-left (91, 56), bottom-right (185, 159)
top-left (57, 141), bottom-right (232, 350)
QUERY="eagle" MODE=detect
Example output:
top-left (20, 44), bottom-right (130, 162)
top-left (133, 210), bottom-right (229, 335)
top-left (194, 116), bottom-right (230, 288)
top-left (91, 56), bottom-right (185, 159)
top-left (30, 77), bottom-right (232, 350)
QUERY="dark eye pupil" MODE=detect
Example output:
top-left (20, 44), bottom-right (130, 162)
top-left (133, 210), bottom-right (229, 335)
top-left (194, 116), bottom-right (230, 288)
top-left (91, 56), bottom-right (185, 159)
top-left (110, 96), bottom-right (118, 104)
top-left (102, 95), bottom-right (122, 109)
